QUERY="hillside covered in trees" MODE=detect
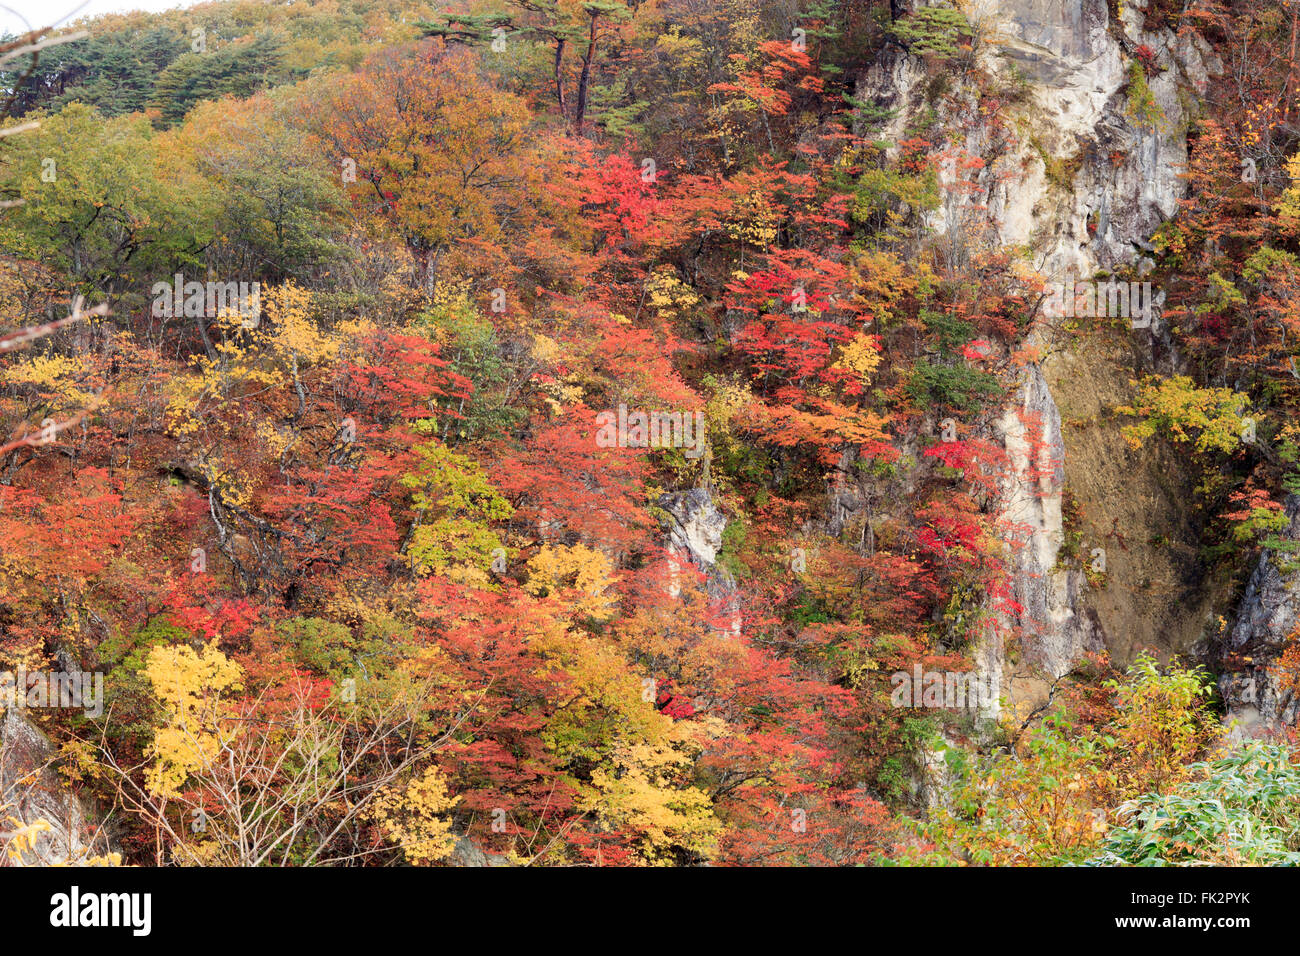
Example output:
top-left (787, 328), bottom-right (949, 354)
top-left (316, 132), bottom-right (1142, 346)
top-left (0, 0), bottom-right (1299, 869)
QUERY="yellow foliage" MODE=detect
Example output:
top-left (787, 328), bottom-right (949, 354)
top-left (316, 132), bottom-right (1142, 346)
top-left (1, 353), bottom-right (93, 406)
top-left (1118, 375), bottom-right (1251, 455)
top-left (1278, 150), bottom-right (1300, 235)
top-left (526, 544), bottom-right (618, 621)
top-left (833, 332), bottom-right (883, 385)
top-left (524, 616), bottom-right (722, 864)
top-left (200, 459), bottom-right (256, 510)
top-left (531, 333), bottom-right (563, 364)
top-left (536, 372), bottom-right (586, 411)
top-left (143, 642), bottom-right (244, 798)
top-left (2, 814), bottom-right (51, 864)
top-left (367, 765), bottom-right (459, 865)
top-left (725, 190), bottom-right (779, 247)
top-left (164, 280), bottom-right (337, 440)
top-left (704, 375), bottom-right (754, 427)
top-left (645, 267), bottom-right (701, 318)
top-left (581, 737), bottom-right (721, 864)
top-left (429, 277), bottom-right (473, 310)
top-left (652, 27), bottom-right (705, 72)
top-left (1, 810), bottom-right (123, 866)
top-left (849, 249), bottom-right (935, 326)
top-left (265, 281), bottom-right (336, 366)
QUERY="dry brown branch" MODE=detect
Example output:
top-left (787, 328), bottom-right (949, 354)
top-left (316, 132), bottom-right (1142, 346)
top-left (90, 679), bottom-right (484, 867)
top-left (0, 120), bottom-right (38, 138)
top-left (0, 29), bottom-right (88, 68)
top-left (0, 299), bottom-right (108, 354)
top-left (0, 297), bottom-right (113, 455)
top-left (0, 391), bottom-right (110, 457)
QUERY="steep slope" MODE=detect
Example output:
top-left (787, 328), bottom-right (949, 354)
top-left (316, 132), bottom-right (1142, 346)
top-left (851, 0), bottom-right (1226, 716)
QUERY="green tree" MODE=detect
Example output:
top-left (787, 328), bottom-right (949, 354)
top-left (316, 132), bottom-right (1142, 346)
top-left (0, 102), bottom-right (217, 292)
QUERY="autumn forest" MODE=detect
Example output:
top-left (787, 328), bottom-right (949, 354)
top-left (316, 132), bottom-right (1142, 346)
top-left (0, 0), bottom-right (1298, 875)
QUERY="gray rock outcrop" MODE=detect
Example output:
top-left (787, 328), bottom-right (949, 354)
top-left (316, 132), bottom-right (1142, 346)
top-left (1219, 496), bottom-right (1300, 736)
top-left (849, 0), bottom-right (1214, 712)
top-left (1, 708), bottom-right (110, 865)
top-left (659, 487), bottom-right (742, 633)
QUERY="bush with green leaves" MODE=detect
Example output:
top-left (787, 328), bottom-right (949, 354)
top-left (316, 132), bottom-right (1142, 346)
top-left (887, 6), bottom-right (973, 59)
top-left (414, 295), bottom-right (527, 444)
top-left (905, 655), bottom-right (1217, 865)
top-left (851, 163), bottom-right (940, 241)
top-left (1086, 743), bottom-right (1300, 866)
top-left (906, 360), bottom-right (1002, 412)
top-left (1124, 62), bottom-right (1163, 129)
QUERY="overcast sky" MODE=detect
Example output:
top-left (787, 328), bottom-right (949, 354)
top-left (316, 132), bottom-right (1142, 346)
top-left (1, 0), bottom-right (205, 35)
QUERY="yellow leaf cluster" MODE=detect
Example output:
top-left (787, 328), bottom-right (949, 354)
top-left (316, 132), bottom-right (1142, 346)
top-left (367, 765), bottom-right (459, 865)
top-left (526, 544), bottom-right (618, 621)
top-left (265, 281), bottom-right (337, 366)
top-left (833, 332), bottom-right (883, 385)
top-left (581, 739), bottom-right (721, 865)
top-left (645, 267), bottom-right (701, 318)
top-left (652, 27), bottom-right (705, 72)
top-left (848, 249), bottom-right (930, 325)
top-left (531, 333), bottom-right (563, 364)
top-left (725, 190), bottom-right (779, 247)
top-left (143, 642), bottom-right (244, 798)
top-left (1278, 150), bottom-right (1300, 234)
top-left (1118, 375), bottom-right (1251, 455)
top-left (1, 354), bottom-right (93, 406)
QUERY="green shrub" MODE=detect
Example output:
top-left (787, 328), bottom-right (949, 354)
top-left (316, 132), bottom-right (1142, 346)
top-left (1124, 62), bottom-right (1163, 129)
top-left (888, 6), bottom-right (973, 59)
top-left (1086, 743), bottom-right (1300, 866)
top-left (906, 360), bottom-right (1002, 411)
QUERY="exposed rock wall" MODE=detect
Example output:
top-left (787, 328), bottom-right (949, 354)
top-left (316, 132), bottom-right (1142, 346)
top-left (660, 488), bottom-right (741, 633)
top-left (1, 708), bottom-right (108, 865)
top-left (661, 488), bottom-right (727, 569)
top-left (448, 833), bottom-right (513, 867)
top-left (1219, 496), bottom-right (1300, 737)
top-left (913, 0), bottom-right (1213, 278)
top-left (1047, 333), bottom-right (1224, 663)
top-left (852, 0), bottom-right (1221, 711)
top-left (987, 365), bottom-right (1102, 714)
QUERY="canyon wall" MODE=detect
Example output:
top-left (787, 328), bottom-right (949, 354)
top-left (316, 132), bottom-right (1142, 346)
top-left (851, 0), bottom-right (1232, 718)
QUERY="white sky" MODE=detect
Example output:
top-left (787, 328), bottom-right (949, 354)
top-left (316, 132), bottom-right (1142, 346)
top-left (0, 0), bottom-right (205, 35)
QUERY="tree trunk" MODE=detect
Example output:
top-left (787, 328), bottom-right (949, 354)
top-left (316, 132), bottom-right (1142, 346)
top-left (424, 246), bottom-right (444, 296)
top-left (553, 36), bottom-right (567, 118)
top-left (575, 14), bottom-right (599, 132)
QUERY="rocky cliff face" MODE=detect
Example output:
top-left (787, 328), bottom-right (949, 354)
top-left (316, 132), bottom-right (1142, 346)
top-left (851, 0), bottom-right (1224, 715)
top-left (660, 488), bottom-right (742, 633)
top-left (1, 708), bottom-right (108, 865)
top-left (929, 0), bottom-right (1211, 275)
top-left (987, 364), bottom-right (1103, 714)
top-left (1219, 496), bottom-right (1300, 737)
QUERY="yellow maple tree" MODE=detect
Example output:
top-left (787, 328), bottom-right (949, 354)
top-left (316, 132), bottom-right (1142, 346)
top-left (143, 642), bottom-right (244, 799)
